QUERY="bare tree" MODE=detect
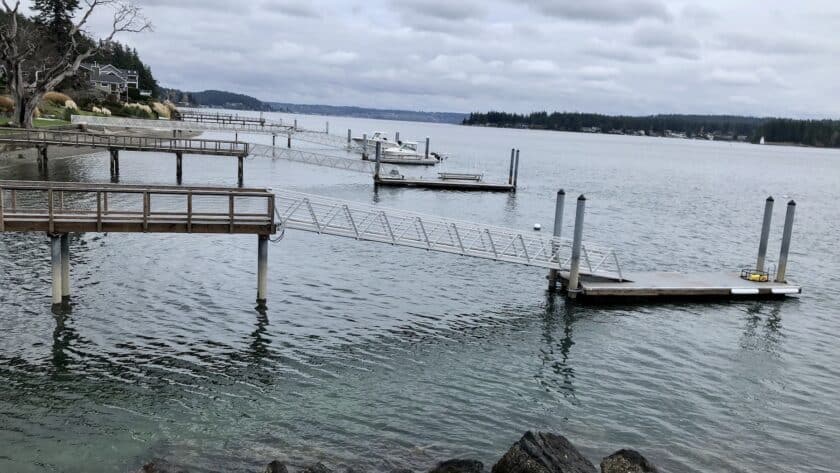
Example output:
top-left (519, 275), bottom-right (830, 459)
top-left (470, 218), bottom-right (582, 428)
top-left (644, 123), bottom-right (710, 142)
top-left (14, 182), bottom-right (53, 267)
top-left (0, 0), bottom-right (151, 128)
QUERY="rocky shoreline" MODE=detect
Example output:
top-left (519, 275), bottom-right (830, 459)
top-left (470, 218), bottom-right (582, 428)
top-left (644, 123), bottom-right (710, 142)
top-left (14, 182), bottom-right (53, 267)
top-left (138, 432), bottom-right (658, 473)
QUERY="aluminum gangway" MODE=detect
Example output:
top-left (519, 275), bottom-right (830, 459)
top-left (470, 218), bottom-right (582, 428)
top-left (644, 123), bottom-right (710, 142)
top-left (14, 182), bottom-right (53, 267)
top-left (273, 190), bottom-right (624, 277)
top-left (71, 115), bottom-right (292, 135)
top-left (249, 144), bottom-right (399, 174)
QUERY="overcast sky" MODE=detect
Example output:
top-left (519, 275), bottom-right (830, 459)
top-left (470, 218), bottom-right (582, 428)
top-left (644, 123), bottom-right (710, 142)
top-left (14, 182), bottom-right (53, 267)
top-left (22, 0), bottom-right (840, 116)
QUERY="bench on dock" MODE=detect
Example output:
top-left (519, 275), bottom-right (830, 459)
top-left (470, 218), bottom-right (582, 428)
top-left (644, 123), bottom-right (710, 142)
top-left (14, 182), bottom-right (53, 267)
top-left (437, 172), bottom-right (483, 181)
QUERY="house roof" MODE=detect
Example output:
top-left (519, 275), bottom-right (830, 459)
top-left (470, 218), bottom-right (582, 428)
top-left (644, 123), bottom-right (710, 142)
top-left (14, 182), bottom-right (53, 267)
top-left (90, 70), bottom-right (126, 84)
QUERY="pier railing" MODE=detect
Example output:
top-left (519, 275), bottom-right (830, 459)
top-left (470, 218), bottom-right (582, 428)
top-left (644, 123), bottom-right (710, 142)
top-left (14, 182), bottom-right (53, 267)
top-left (0, 181), bottom-right (275, 235)
top-left (0, 128), bottom-right (249, 157)
top-left (71, 115), bottom-right (291, 135)
top-left (273, 190), bottom-right (623, 276)
top-left (248, 144), bottom-right (399, 175)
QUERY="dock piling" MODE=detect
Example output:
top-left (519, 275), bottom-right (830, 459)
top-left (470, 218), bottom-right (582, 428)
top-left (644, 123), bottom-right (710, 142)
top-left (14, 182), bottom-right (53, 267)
top-left (425, 137), bottom-right (430, 160)
top-left (50, 234), bottom-right (62, 310)
top-left (272, 134), bottom-right (277, 147)
top-left (37, 147), bottom-right (48, 176)
top-left (775, 200), bottom-right (796, 282)
top-left (513, 149), bottom-right (520, 190)
top-left (756, 196), bottom-right (774, 272)
top-left (374, 141), bottom-right (382, 179)
top-left (347, 129), bottom-right (352, 146)
top-left (294, 119), bottom-right (297, 131)
top-left (396, 131), bottom-right (400, 143)
top-left (287, 133), bottom-right (291, 148)
top-left (109, 149), bottom-right (120, 177)
top-left (176, 151), bottom-right (183, 184)
top-left (237, 156), bottom-right (244, 187)
top-left (257, 234), bottom-right (269, 306)
top-left (548, 189), bottom-right (565, 292)
top-left (362, 133), bottom-right (368, 160)
top-left (326, 121), bottom-right (329, 134)
top-left (567, 195), bottom-right (586, 299)
top-left (508, 149), bottom-right (515, 184)
top-left (60, 233), bottom-right (70, 302)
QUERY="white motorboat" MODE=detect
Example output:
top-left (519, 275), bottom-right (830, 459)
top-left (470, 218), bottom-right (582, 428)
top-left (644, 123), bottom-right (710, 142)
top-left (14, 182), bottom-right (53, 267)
top-left (352, 131), bottom-right (396, 150)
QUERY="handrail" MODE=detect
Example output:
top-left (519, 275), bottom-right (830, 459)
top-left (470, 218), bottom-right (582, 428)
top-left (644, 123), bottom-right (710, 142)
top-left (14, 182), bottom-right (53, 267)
top-left (0, 128), bottom-right (249, 155)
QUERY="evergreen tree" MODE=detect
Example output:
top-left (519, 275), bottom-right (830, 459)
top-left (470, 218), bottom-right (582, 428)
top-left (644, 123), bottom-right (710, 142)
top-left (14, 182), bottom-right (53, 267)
top-left (32, 0), bottom-right (80, 41)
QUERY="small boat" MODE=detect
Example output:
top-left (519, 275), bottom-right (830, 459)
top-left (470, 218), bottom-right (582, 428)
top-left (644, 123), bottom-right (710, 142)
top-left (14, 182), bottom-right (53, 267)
top-left (352, 131), bottom-right (396, 150)
top-left (382, 141), bottom-right (421, 158)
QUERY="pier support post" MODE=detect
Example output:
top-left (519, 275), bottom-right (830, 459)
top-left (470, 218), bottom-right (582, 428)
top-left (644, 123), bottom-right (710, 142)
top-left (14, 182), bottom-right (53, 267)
top-left (548, 189), bottom-right (566, 292)
top-left (176, 152), bottom-right (183, 184)
top-left (374, 141), bottom-right (382, 180)
top-left (50, 234), bottom-right (62, 310)
top-left (109, 149), bottom-right (120, 178)
top-left (237, 156), bottom-right (244, 187)
top-left (508, 149), bottom-right (515, 184)
top-left (347, 129), bottom-right (352, 147)
top-left (756, 196), bottom-right (774, 272)
top-left (425, 137), bottom-right (430, 160)
top-left (272, 134), bottom-right (277, 147)
top-left (396, 131), bottom-right (400, 143)
top-left (294, 119), bottom-right (297, 131)
top-left (775, 200), bottom-right (796, 282)
top-left (60, 233), bottom-right (70, 302)
top-left (37, 146), bottom-right (48, 176)
top-left (362, 133), bottom-right (368, 159)
top-left (513, 149), bottom-right (520, 191)
top-left (326, 121), bottom-right (329, 134)
top-left (567, 195), bottom-right (586, 299)
top-left (257, 234), bottom-right (269, 307)
top-left (287, 133), bottom-right (291, 148)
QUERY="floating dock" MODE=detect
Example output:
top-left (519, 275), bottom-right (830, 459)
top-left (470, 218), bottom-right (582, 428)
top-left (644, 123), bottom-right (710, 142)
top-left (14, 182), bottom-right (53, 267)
top-left (374, 175), bottom-right (514, 191)
top-left (557, 271), bottom-right (801, 300)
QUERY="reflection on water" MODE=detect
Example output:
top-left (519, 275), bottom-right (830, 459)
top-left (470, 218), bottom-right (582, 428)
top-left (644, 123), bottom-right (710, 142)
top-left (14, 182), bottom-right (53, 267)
top-left (740, 302), bottom-right (785, 355)
top-left (537, 297), bottom-right (577, 402)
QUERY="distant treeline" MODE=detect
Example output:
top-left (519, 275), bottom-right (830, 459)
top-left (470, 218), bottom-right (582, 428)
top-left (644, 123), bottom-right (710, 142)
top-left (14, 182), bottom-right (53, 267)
top-left (463, 111), bottom-right (840, 147)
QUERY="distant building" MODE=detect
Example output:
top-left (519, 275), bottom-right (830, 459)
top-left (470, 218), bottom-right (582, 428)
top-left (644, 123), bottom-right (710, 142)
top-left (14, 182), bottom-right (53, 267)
top-left (581, 126), bottom-right (601, 133)
top-left (79, 63), bottom-right (139, 93)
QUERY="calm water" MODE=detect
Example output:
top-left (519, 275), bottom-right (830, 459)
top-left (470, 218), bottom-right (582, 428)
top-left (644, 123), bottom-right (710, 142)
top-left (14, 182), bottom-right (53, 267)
top-left (1, 112), bottom-right (839, 472)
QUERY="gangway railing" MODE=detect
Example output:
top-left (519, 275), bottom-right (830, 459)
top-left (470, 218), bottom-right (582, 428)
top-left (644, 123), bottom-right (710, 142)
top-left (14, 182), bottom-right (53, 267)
top-left (273, 190), bottom-right (623, 276)
top-left (249, 144), bottom-right (399, 175)
top-left (71, 115), bottom-right (291, 135)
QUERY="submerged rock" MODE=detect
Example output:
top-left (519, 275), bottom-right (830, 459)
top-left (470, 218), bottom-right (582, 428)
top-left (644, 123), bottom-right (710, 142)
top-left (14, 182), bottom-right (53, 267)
top-left (599, 450), bottom-right (658, 473)
top-left (302, 462), bottom-right (334, 473)
top-left (491, 431), bottom-right (596, 473)
top-left (265, 460), bottom-right (289, 473)
top-left (430, 459), bottom-right (484, 473)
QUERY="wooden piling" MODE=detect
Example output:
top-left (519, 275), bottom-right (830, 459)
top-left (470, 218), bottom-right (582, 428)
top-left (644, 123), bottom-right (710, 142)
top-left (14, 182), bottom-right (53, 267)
top-left (374, 141), bottom-right (382, 179)
top-left (425, 137), bottom-right (430, 160)
top-left (238, 156), bottom-right (244, 187)
top-left (176, 152), bottom-right (183, 184)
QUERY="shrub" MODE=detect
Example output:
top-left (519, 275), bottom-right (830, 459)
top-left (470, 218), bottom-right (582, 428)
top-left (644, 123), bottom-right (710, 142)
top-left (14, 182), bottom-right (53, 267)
top-left (0, 95), bottom-right (14, 114)
top-left (92, 106), bottom-right (102, 114)
top-left (101, 107), bottom-right (112, 116)
top-left (151, 101), bottom-right (170, 118)
top-left (64, 99), bottom-right (78, 111)
top-left (44, 91), bottom-right (72, 106)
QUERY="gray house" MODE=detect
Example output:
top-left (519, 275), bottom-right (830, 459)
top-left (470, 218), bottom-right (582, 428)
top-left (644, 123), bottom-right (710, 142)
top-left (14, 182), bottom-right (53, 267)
top-left (79, 63), bottom-right (139, 93)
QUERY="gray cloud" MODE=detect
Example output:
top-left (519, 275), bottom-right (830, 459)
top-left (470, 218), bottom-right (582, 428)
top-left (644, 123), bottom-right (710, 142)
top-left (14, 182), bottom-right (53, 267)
top-left (519, 0), bottom-right (672, 23)
top-left (15, 0), bottom-right (839, 118)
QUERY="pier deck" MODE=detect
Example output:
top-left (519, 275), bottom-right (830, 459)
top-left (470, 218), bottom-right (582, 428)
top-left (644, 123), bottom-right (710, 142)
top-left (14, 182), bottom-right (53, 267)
top-left (0, 128), bottom-right (249, 157)
top-left (0, 180), bottom-right (276, 235)
top-left (559, 271), bottom-right (801, 300)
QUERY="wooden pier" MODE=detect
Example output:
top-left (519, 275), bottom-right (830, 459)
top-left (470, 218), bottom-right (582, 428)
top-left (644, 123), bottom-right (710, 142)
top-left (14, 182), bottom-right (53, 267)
top-left (0, 128), bottom-right (251, 185)
top-left (0, 180), bottom-right (276, 311)
top-left (178, 111), bottom-right (267, 127)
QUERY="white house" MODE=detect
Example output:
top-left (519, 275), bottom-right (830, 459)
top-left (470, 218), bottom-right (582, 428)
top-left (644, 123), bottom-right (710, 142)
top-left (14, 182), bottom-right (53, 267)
top-left (80, 63), bottom-right (139, 93)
